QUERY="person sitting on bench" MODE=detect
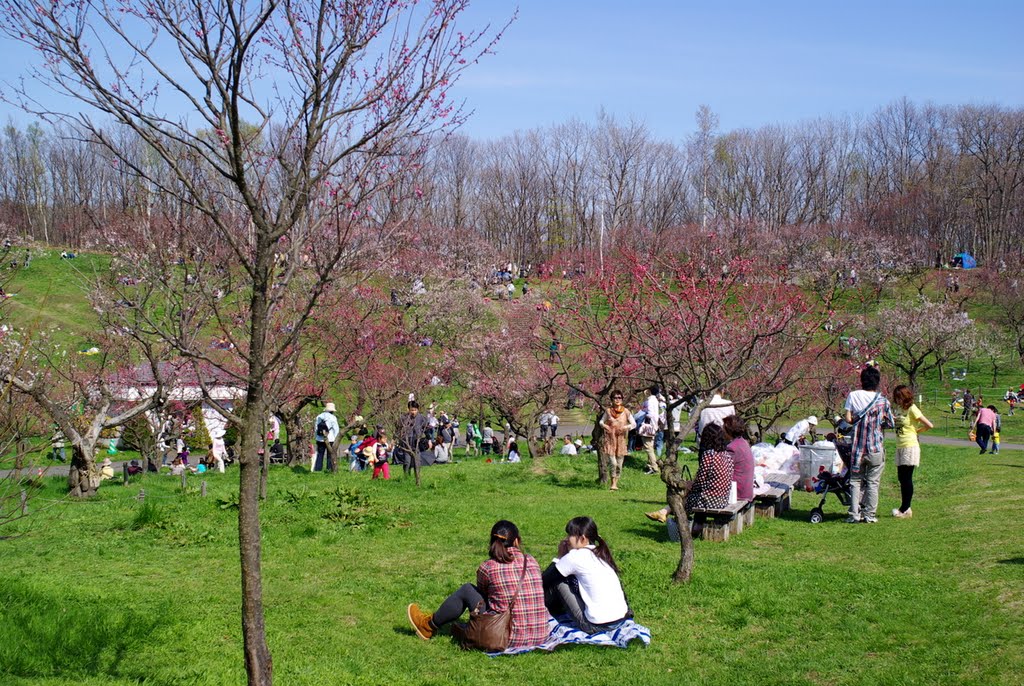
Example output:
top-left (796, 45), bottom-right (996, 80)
top-left (645, 424), bottom-right (734, 524)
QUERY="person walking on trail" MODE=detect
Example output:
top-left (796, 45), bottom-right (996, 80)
top-left (972, 404), bottom-right (998, 454)
top-left (313, 402), bottom-right (341, 472)
top-left (599, 390), bottom-right (636, 491)
top-left (539, 409), bottom-right (552, 442)
top-left (844, 366), bottom-right (895, 524)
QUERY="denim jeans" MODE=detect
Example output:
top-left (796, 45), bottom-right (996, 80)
top-left (850, 450), bottom-right (885, 519)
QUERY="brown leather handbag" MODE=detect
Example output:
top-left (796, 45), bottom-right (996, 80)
top-left (461, 555), bottom-right (529, 651)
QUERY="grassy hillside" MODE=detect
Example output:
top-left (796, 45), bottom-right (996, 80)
top-left (0, 445), bottom-right (1021, 685)
top-left (2, 249), bottom-right (110, 349)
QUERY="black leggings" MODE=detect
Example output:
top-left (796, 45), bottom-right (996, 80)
top-left (433, 583), bottom-right (485, 627)
top-left (897, 465), bottom-right (915, 512)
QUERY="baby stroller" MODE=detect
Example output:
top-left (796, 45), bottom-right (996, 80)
top-left (805, 438), bottom-right (852, 524)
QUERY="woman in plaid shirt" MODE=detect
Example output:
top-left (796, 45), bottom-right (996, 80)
top-left (408, 520), bottom-right (552, 649)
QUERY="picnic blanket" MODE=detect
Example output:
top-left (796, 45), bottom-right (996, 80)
top-left (488, 616), bottom-right (651, 656)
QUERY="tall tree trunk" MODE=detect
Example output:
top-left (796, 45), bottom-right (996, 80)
top-left (240, 259), bottom-right (272, 685)
top-left (239, 415), bottom-right (272, 685)
top-left (67, 443), bottom-right (99, 498)
top-left (659, 431), bottom-right (694, 583)
top-left (259, 446), bottom-right (268, 501)
top-left (592, 416), bottom-right (607, 484)
top-left (283, 414), bottom-right (301, 466)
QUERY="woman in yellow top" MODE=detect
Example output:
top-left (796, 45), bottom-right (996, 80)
top-left (891, 385), bottom-right (934, 519)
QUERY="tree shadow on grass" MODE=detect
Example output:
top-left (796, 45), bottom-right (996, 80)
top-left (991, 463), bottom-right (1024, 469)
top-left (997, 557), bottom-right (1024, 565)
top-left (623, 525), bottom-right (670, 544)
top-left (0, 578), bottom-right (167, 680)
top-left (540, 473), bottom-right (603, 490)
top-left (621, 497), bottom-right (668, 506)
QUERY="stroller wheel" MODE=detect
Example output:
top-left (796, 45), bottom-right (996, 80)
top-left (809, 508), bottom-right (824, 524)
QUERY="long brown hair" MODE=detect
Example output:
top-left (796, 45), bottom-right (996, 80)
top-left (488, 520), bottom-right (520, 563)
top-left (565, 516), bottom-right (619, 575)
top-left (893, 385), bottom-right (914, 411)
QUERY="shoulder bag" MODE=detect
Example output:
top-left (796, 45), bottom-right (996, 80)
top-left (462, 554), bottom-right (529, 652)
top-left (638, 417), bottom-right (657, 438)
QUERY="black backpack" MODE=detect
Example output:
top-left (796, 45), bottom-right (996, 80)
top-left (315, 417), bottom-right (329, 440)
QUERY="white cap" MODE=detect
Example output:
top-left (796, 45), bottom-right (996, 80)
top-left (808, 415), bottom-right (818, 425)
top-left (324, 402), bottom-right (336, 412)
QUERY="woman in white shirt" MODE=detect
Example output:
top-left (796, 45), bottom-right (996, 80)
top-left (541, 517), bottom-right (630, 633)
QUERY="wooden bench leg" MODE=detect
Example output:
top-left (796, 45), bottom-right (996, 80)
top-left (703, 520), bottom-right (730, 542)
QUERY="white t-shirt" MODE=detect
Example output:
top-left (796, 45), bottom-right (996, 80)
top-left (671, 402), bottom-right (683, 432)
top-left (845, 389), bottom-right (879, 416)
top-left (784, 419), bottom-right (812, 444)
top-left (560, 443), bottom-right (578, 456)
top-left (554, 546), bottom-right (628, 625)
top-left (697, 395), bottom-right (735, 436)
top-left (643, 394), bottom-right (660, 427)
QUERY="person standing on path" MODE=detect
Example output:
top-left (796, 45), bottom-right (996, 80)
top-left (972, 404), bottom-right (998, 454)
top-left (891, 385), bottom-right (933, 519)
top-left (844, 366), bottom-right (895, 524)
top-left (313, 402), bottom-right (341, 472)
top-left (640, 385), bottom-right (661, 475)
top-left (598, 390), bottom-right (636, 492)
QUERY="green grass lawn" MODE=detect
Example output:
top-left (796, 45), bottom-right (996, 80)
top-left (1, 445), bottom-right (1021, 686)
top-left (3, 250), bottom-right (110, 348)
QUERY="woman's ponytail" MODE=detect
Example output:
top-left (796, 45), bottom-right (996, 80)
top-left (488, 520), bottom-right (520, 563)
top-left (565, 517), bottom-right (619, 575)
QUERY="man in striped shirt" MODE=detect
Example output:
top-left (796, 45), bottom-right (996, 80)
top-left (843, 366), bottom-right (895, 524)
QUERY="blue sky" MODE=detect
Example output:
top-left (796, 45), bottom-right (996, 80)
top-left (1, 1), bottom-right (1020, 143)
top-left (452, 0), bottom-right (1024, 140)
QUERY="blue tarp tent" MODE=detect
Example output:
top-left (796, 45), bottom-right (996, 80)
top-left (953, 252), bottom-right (977, 269)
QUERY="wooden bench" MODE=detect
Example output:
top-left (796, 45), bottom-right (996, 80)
top-left (766, 472), bottom-right (799, 493)
top-left (754, 487), bottom-right (789, 518)
top-left (689, 500), bottom-right (752, 542)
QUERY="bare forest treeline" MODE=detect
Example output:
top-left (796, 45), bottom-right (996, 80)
top-left (2, 99), bottom-right (1022, 262)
